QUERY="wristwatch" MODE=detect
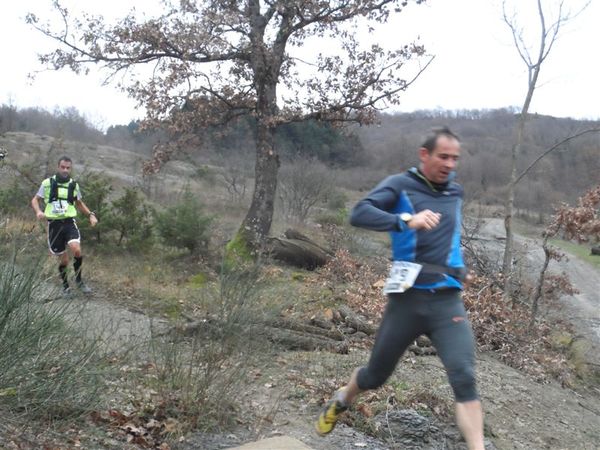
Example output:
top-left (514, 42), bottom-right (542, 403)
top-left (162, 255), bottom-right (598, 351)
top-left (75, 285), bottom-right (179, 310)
top-left (398, 212), bottom-right (413, 230)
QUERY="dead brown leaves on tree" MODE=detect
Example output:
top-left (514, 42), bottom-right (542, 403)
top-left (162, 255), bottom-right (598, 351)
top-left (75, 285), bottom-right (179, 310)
top-left (549, 185), bottom-right (600, 243)
top-left (464, 274), bottom-right (574, 385)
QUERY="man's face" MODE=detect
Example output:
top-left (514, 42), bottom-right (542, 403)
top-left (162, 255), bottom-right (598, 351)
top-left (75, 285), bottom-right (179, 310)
top-left (57, 160), bottom-right (72, 178)
top-left (419, 135), bottom-right (460, 184)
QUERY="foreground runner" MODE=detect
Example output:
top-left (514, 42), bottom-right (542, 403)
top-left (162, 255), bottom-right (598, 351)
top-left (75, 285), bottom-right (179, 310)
top-left (31, 156), bottom-right (98, 296)
top-left (316, 128), bottom-right (484, 450)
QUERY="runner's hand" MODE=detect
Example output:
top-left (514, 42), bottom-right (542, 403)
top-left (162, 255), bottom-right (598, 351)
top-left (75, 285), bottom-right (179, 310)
top-left (90, 214), bottom-right (98, 228)
top-left (36, 211), bottom-right (46, 220)
top-left (408, 210), bottom-right (441, 231)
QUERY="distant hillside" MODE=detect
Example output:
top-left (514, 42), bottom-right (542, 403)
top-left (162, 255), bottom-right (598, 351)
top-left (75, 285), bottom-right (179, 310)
top-left (354, 110), bottom-right (600, 215)
top-left (2, 104), bottom-right (598, 220)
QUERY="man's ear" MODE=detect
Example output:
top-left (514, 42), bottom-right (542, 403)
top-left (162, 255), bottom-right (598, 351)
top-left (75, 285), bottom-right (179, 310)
top-left (418, 147), bottom-right (429, 164)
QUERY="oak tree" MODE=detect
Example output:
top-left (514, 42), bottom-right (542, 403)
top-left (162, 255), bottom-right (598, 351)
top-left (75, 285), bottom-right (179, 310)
top-left (29, 0), bottom-right (429, 255)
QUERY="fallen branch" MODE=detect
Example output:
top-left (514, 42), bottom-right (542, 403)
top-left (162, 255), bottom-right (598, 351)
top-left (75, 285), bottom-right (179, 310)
top-left (262, 327), bottom-right (348, 354)
top-left (337, 305), bottom-right (377, 336)
top-left (171, 315), bottom-right (348, 353)
top-left (266, 318), bottom-right (344, 341)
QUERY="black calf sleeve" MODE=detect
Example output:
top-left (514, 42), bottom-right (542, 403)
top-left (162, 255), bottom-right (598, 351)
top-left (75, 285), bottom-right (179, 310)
top-left (73, 256), bottom-right (83, 282)
top-left (59, 264), bottom-right (69, 288)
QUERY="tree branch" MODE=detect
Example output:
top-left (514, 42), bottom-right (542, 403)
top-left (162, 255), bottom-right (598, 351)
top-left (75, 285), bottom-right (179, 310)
top-left (514, 128), bottom-right (600, 186)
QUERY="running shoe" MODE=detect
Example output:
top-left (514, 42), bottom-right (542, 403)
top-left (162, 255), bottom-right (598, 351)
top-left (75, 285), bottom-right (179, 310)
top-left (315, 388), bottom-right (348, 436)
top-left (77, 281), bottom-right (92, 294)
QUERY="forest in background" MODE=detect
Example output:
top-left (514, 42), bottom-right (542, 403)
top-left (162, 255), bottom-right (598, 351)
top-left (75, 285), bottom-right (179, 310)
top-left (1, 103), bottom-right (599, 221)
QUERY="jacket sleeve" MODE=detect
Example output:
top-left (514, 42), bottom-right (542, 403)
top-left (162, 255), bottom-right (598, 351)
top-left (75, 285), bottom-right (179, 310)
top-left (349, 175), bottom-right (403, 232)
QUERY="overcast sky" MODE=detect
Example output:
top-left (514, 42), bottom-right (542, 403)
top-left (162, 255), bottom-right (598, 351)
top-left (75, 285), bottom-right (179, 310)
top-left (1, 0), bottom-right (598, 130)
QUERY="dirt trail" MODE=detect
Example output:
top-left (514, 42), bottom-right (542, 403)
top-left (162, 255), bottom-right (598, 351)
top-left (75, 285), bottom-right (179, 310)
top-left (44, 286), bottom-right (169, 352)
top-left (475, 218), bottom-right (600, 367)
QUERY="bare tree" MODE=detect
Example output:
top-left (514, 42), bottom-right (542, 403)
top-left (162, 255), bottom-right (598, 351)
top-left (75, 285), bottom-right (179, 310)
top-left (218, 154), bottom-right (252, 204)
top-left (501, 0), bottom-right (591, 297)
top-left (29, 0), bottom-right (431, 256)
top-left (278, 157), bottom-right (334, 223)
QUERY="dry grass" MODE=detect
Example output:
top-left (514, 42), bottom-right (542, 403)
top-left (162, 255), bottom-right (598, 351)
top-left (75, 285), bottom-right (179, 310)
top-left (0, 249), bottom-right (108, 422)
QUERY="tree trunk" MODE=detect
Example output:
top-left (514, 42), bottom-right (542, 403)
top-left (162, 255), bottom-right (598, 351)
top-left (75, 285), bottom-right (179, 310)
top-left (238, 119), bottom-right (279, 253)
top-left (502, 132), bottom-right (519, 302)
top-left (233, 1), bottom-right (284, 256)
top-left (530, 234), bottom-right (551, 329)
top-left (502, 66), bottom-right (541, 301)
top-left (172, 316), bottom-right (349, 354)
top-left (502, 0), bottom-right (550, 302)
top-left (337, 305), bottom-right (377, 336)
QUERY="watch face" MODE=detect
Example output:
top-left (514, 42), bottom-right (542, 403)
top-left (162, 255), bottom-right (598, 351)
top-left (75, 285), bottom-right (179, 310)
top-left (400, 213), bottom-right (412, 222)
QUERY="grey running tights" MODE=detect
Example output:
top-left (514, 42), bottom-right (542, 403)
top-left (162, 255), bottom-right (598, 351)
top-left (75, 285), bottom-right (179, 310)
top-left (356, 288), bottom-right (478, 402)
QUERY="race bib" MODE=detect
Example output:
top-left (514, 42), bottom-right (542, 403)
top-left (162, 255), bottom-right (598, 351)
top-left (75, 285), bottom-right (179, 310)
top-left (51, 200), bottom-right (68, 215)
top-left (383, 261), bottom-right (422, 294)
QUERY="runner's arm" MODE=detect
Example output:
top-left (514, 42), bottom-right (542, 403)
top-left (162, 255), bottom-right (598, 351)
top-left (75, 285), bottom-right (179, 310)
top-left (350, 175), bottom-right (403, 231)
top-left (75, 199), bottom-right (98, 226)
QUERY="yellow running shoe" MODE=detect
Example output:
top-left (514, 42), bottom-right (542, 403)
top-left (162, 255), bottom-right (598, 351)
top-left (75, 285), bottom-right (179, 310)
top-left (315, 389), bottom-right (348, 436)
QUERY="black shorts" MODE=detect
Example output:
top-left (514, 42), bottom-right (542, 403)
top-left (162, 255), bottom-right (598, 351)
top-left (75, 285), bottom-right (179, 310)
top-left (47, 219), bottom-right (80, 255)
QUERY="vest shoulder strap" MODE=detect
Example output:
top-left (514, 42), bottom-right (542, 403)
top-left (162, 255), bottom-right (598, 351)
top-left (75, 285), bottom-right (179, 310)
top-left (49, 176), bottom-right (76, 204)
top-left (67, 180), bottom-right (77, 204)
top-left (49, 176), bottom-right (58, 203)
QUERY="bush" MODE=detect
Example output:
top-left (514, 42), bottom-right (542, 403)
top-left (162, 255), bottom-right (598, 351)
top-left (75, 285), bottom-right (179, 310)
top-left (154, 192), bottom-right (213, 255)
top-left (326, 190), bottom-right (348, 210)
top-left (0, 253), bottom-right (105, 419)
top-left (278, 158), bottom-right (335, 222)
top-left (0, 178), bottom-right (32, 217)
top-left (103, 187), bottom-right (154, 250)
top-left (74, 171), bottom-right (113, 243)
top-left (315, 207), bottom-right (348, 227)
top-left (463, 274), bottom-right (574, 385)
top-left (194, 164), bottom-right (217, 183)
top-left (145, 265), bottom-right (274, 430)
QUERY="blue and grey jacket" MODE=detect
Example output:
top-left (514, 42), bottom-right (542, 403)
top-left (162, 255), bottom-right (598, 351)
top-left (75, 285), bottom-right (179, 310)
top-left (350, 167), bottom-right (465, 290)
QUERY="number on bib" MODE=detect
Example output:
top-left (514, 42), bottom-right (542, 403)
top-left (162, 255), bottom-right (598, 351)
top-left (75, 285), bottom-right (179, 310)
top-left (383, 261), bottom-right (422, 294)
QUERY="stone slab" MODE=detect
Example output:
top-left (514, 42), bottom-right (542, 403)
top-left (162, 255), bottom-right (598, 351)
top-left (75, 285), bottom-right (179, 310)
top-left (228, 436), bottom-right (313, 450)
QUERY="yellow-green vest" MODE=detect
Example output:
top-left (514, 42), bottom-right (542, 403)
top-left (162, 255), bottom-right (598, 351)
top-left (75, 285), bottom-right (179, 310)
top-left (42, 176), bottom-right (80, 219)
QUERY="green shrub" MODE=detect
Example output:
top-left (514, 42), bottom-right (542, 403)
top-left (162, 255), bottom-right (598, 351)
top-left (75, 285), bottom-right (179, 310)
top-left (194, 165), bottom-right (216, 183)
top-left (187, 272), bottom-right (208, 287)
top-left (103, 187), bottom-right (154, 250)
top-left (315, 207), bottom-right (349, 227)
top-left (74, 171), bottom-right (113, 243)
top-left (154, 192), bottom-right (213, 255)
